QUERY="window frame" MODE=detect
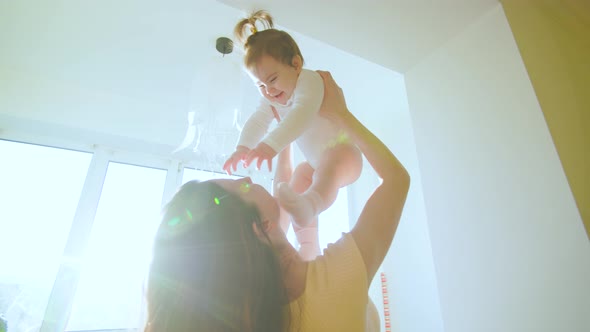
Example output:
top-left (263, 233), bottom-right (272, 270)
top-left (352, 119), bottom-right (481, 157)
top-left (0, 129), bottom-right (188, 332)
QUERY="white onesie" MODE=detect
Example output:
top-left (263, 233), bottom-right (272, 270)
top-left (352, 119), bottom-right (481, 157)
top-left (237, 69), bottom-right (347, 169)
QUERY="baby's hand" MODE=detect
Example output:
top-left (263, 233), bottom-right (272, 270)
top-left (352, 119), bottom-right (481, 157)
top-left (223, 146), bottom-right (250, 175)
top-left (245, 142), bottom-right (277, 172)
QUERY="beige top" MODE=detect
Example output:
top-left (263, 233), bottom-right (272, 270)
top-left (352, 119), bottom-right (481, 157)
top-left (285, 233), bottom-right (370, 331)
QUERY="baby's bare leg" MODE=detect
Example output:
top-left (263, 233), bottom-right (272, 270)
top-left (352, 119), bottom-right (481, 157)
top-left (310, 144), bottom-right (362, 209)
top-left (289, 162), bottom-right (321, 260)
top-left (290, 161), bottom-right (314, 194)
top-left (279, 144), bottom-right (362, 226)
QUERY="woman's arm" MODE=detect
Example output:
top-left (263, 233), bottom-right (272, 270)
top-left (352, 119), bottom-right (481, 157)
top-left (317, 71), bottom-right (410, 285)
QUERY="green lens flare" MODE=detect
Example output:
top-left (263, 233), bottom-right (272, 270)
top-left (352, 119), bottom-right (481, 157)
top-left (214, 197), bottom-right (220, 205)
top-left (185, 208), bottom-right (193, 220)
top-left (337, 132), bottom-right (349, 143)
top-left (167, 217), bottom-right (181, 227)
top-left (240, 182), bottom-right (251, 193)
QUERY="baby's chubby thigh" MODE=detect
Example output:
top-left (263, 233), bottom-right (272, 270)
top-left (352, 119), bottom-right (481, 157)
top-left (317, 142), bottom-right (363, 186)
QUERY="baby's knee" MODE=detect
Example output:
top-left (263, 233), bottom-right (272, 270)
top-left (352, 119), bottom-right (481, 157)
top-left (294, 161), bottom-right (315, 173)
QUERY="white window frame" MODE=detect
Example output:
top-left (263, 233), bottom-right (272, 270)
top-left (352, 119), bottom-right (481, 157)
top-left (0, 127), bottom-right (188, 332)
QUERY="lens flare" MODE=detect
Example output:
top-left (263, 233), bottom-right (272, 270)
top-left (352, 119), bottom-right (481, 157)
top-left (167, 217), bottom-right (181, 227)
top-left (214, 197), bottom-right (221, 205)
top-left (240, 182), bottom-right (251, 193)
top-left (185, 208), bottom-right (193, 220)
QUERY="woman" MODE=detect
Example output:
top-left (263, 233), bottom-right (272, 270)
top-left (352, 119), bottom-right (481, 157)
top-left (144, 71), bottom-right (410, 331)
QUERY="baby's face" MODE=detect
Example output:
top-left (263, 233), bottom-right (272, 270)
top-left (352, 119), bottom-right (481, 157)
top-left (249, 54), bottom-right (301, 105)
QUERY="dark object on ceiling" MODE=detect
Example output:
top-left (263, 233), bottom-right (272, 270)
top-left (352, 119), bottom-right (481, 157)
top-left (216, 37), bottom-right (233, 55)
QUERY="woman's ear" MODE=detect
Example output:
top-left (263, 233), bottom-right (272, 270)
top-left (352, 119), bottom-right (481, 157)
top-left (292, 55), bottom-right (303, 73)
top-left (261, 219), bottom-right (274, 233)
top-left (252, 220), bottom-right (274, 238)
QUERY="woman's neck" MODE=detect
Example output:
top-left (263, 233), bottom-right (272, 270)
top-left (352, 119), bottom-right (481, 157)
top-left (273, 233), bottom-right (308, 301)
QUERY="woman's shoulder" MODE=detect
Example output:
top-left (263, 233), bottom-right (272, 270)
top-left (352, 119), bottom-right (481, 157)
top-left (286, 233), bottom-right (368, 331)
top-left (307, 233), bottom-right (368, 292)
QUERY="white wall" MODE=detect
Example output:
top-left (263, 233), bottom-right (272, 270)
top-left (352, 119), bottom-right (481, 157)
top-left (405, 4), bottom-right (590, 332)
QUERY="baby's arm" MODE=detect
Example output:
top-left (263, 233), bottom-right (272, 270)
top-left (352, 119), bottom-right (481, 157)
top-left (237, 102), bottom-right (276, 149)
top-left (262, 70), bottom-right (324, 153)
top-left (223, 102), bottom-right (275, 174)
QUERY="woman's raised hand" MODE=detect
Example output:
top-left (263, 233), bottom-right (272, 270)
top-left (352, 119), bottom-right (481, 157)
top-left (316, 70), bottom-right (351, 124)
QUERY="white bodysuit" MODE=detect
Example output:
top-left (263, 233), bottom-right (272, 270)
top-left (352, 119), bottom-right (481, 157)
top-left (237, 69), bottom-right (346, 169)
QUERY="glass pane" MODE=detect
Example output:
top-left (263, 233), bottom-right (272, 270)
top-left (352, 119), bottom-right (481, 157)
top-left (0, 140), bottom-right (91, 332)
top-left (66, 162), bottom-right (167, 331)
top-left (318, 188), bottom-right (350, 250)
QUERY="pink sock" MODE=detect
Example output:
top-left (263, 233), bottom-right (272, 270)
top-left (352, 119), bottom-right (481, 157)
top-left (277, 183), bottom-right (324, 227)
top-left (295, 223), bottom-right (320, 261)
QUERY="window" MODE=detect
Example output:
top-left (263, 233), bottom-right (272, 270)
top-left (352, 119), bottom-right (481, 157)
top-left (318, 188), bottom-right (350, 250)
top-left (0, 138), bottom-right (351, 331)
top-left (0, 140), bottom-right (91, 332)
top-left (66, 162), bottom-right (167, 331)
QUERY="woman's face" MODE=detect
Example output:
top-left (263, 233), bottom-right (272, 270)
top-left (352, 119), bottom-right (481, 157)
top-left (210, 177), bottom-right (280, 224)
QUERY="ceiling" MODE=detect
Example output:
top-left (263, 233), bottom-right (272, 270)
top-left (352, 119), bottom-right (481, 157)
top-left (218, 0), bottom-right (499, 73)
top-left (0, 0), bottom-right (500, 165)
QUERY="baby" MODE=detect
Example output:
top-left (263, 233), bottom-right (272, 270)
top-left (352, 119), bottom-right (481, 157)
top-left (223, 10), bottom-right (362, 260)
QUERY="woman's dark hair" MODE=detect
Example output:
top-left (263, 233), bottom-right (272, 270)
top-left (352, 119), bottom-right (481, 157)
top-left (144, 180), bottom-right (288, 332)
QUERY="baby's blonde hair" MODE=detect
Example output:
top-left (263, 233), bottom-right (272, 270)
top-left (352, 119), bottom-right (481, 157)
top-left (234, 10), bottom-right (304, 71)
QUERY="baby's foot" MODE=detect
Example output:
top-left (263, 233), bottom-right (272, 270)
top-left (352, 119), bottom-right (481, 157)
top-left (278, 183), bottom-right (323, 227)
